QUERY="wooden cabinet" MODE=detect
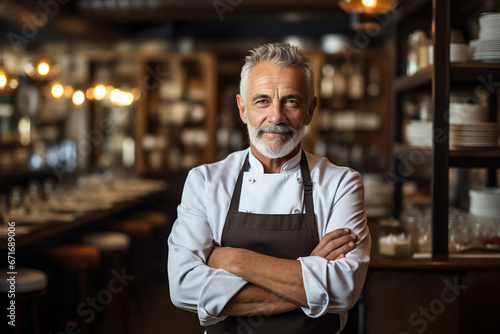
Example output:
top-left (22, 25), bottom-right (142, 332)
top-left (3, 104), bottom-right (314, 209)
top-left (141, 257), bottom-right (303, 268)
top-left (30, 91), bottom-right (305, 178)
top-left (307, 50), bottom-right (392, 173)
top-left (0, 76), bottom-right (75, 187)
top-left (87, 51), bottom-right (217, 175)
top-left (389, 0), bottom-right (500, 259)
top-left (364, 267), bottom-right (500, 333)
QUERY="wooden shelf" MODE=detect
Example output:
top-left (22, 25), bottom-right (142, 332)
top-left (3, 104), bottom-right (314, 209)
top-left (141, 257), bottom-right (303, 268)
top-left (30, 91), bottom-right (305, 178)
top-left (393, 143), bottom-right (432, 164)
top-left (393, 144), bottom-right (500, 168)
top-left (394, 66), bottom-right (433, 92)
top-left (394, 62), bottom-right (500, 93)
top-left (450, 62), bottom-right (500, 82)
top-left (86, 51), bottom-right (217, 175)
top-left (449, 149), bottom-right (500, 168)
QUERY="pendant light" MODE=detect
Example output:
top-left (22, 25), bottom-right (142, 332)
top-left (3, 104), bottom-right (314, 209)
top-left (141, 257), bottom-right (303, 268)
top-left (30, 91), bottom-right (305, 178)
top-left (338, 0), bottom-right (397, 14)
top-left (339, 0), bottom-right (398, 32)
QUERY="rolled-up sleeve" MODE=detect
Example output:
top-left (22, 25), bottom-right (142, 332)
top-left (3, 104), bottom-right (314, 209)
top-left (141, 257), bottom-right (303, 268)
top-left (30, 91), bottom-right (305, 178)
top-left (167, 168), bottom-right (247, 326)
top-left (298, 170), bottom-right (371, 317)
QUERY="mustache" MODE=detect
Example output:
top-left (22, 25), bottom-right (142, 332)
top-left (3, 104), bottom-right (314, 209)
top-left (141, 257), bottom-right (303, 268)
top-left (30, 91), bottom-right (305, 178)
top-left (257, 125), bottom-right (297, 137)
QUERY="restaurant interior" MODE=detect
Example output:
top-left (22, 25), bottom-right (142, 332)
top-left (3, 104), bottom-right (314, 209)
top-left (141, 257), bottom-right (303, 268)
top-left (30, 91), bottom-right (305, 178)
top-left (0, 0), bottom-right (499, 333)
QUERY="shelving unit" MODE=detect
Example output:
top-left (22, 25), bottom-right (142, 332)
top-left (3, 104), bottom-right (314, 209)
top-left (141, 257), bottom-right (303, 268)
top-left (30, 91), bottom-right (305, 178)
top-left (0, 76), bottom-right (74, 185)
top-left (308, 50), bottom-right (392, 173)
top-left (390, 0), bottom-right (500, 259)
top-left (86, 51), bottom-right (217, 176)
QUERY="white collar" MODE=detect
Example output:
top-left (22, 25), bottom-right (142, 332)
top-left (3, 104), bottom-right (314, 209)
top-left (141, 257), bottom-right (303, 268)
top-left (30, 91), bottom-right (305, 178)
top-left (247, 148), bottom-right (302, 174)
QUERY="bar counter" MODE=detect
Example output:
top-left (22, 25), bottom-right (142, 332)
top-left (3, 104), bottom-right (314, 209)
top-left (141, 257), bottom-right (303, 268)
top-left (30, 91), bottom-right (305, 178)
top-left (364, 219), bottom-right (500, 334)
top-left (0, 179), bottom-right (168, 250)
top-left (368, 219), bottom-right (500, 269)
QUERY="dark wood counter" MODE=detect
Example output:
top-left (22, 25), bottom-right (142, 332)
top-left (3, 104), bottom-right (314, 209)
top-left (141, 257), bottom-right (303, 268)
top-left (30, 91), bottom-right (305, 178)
top-left (364, 219), bottom-right (500, 334)
top-left (370, 255), bottom-right (500, 270)
top-left (367, 220), bottom-right (500, 270)
top-left (0, 185), bottom-right (168, 250)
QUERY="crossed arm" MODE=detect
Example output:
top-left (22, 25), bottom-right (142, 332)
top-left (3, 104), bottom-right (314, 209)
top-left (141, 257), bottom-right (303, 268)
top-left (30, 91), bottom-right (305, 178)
top-left (206, 228), bottom-right (358, 316)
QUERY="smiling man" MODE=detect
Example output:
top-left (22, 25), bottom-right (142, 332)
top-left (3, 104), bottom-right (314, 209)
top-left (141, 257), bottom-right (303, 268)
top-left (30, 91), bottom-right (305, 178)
top-left (167, 42), bottom-right (371, 334)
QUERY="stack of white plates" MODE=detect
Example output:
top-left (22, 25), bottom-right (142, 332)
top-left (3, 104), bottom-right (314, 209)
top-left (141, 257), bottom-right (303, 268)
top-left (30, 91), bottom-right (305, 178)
top-left (450, 43), bottom-right (470, 62)
top-left (449, 102), bottom-right (488, 124)
top-left (469, 188), bottom-right (500, 218)
top-left (449, 122), bottom-right (499, 148)
top-left (470, 12), bottom-right (500, 63)
top-left (404, 120), bottom-right (432, 147)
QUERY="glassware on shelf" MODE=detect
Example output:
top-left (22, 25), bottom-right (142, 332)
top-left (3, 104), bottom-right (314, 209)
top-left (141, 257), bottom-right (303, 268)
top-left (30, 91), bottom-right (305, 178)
top-left (348, 64), bottom-right (365, 100)
top-left (406, 30), bottom-right (429, 76)
top-left (401, 202), bottom-right (432, 253)
top-left (448, 211), bottom-right (472, 252)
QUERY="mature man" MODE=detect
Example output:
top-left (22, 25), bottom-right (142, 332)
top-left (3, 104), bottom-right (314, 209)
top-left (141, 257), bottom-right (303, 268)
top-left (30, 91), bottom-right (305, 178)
top-left (168, 42), bottom-right (371, 333)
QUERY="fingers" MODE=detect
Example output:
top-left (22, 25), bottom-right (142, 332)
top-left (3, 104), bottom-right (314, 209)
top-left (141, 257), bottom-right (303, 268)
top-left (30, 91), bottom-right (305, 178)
top-left (309, 228), bottom-right (358, 261)
top-left (324, 239), bottom-right (356, 261)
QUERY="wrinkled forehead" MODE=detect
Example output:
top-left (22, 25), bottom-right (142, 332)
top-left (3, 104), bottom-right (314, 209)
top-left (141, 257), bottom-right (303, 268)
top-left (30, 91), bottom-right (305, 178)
top-left (247, 62), bottom-right (308, 95)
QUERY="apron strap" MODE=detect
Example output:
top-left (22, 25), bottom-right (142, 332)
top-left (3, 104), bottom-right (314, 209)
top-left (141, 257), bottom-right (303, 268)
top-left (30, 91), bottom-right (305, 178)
top-left (300, 150), bottom-right (315, 215)
top-left (229, 151), bottom-right (314, 214)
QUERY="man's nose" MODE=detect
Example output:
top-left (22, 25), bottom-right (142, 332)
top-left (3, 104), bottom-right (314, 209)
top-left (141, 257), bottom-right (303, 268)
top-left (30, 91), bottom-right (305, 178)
top-left (267, 102), bottom-right (286, 124)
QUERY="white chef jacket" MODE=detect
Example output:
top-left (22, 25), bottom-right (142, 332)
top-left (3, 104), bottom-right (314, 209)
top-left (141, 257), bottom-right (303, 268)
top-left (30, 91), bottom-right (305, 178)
top-left (167, 148), bottom-right (371, 332)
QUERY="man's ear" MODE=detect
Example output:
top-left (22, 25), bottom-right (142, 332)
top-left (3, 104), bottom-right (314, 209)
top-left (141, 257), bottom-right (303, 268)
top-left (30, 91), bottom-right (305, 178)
top-left (236, 94), bottom-right (247, 124)
top-left (305, 96), bottom-right (317, 125)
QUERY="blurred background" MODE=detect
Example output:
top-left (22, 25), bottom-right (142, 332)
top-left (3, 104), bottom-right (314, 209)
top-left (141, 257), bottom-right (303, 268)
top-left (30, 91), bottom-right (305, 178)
top-left (1, 0), bottom-right (500, 333)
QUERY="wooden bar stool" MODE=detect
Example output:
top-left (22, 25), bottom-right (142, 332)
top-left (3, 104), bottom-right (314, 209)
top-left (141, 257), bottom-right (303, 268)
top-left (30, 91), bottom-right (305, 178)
top-left (137, 211), bottom-right (171, 283)
top-left (108, 220), bottom-right (153, 313)
top-left (45, 245), bottom-right (101, 334)
top-left (81, 231), bottom-right (131, 333)
top-left (0, 267), bottom-right (48, 334)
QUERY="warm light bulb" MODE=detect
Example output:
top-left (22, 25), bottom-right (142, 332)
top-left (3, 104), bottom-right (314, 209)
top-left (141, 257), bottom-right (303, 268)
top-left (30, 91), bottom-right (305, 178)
top-left (72, 90), bottom-right (85, 105)
top-left (51, 83), bottom-right (64, 98)
top-left (0, 73), bottom-right (6, 88)
top-left (109, 89), bottom-right (122, 104)
top-left (339, 0), bottom-right (395, 14)
top-left (124, 92), bottom-right (134, 106)
top-left (37, 62), bottom-right (50, 76)
top-left (94, 85), bottom-right (106, 100)
top-left (362, 0), bottom-right (376, 7)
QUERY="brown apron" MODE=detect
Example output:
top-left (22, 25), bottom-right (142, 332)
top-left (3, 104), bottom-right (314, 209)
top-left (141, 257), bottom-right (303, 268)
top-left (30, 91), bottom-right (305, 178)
top-left (206, 151), bottom-right (340, 334)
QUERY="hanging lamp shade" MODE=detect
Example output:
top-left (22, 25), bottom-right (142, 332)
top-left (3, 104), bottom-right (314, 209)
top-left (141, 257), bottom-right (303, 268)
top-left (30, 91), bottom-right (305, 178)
top-left (339, 0), bottom-right (397, 14)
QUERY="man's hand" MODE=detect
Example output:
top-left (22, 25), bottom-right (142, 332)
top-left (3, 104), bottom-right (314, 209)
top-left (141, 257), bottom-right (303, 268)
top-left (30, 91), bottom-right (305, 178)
top-left (309, 228), bottom-right (358, 260)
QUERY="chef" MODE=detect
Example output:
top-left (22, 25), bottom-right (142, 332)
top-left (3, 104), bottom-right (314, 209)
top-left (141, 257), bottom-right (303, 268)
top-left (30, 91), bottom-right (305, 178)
top-left (167, 42), bottom-right (371, 333)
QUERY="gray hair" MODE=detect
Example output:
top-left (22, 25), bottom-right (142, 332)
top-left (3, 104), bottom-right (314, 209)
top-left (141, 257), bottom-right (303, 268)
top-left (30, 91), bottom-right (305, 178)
top-left (239, 42), bottom-right (315, 104)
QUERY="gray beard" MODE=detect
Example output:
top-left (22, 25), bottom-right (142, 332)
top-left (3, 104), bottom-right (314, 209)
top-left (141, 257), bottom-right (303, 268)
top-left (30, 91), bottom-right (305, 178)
top-left (247, 122), bottom-right (304, 159)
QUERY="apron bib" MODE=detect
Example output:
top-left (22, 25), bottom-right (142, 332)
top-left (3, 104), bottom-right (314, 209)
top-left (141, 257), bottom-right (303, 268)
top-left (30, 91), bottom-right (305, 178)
top-left (206, 151), bottom-right (340, 334)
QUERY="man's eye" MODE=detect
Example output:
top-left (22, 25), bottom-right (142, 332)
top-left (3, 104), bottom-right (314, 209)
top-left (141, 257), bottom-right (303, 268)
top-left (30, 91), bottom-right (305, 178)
top-left (256, 100), bottom-right (268, 104)
top-left (284, 99), bottom-right (298, 105)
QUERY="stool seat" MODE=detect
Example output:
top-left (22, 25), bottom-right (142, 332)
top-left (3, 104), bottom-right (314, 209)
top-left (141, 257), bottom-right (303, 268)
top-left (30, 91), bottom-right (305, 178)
top-left (0, 267), bottom-right (47, 293)
top-left (46, 245), bottom-right (101, 269)
top-left (109, 220), bottom-right (153, 235)
top-left (82, 232), bottom-right (130, 251)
